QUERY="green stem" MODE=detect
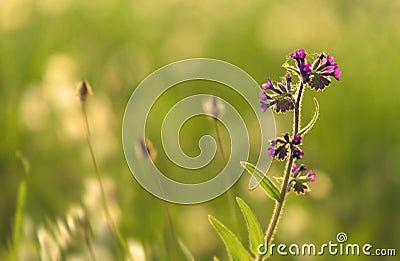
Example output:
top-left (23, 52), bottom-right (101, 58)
top-left (9, 153), bottom-right (30, 261)
top-left (83, 227), bottom-right (96, 261)
top-left (214, 120), bottom-right (240, 234)
top-left (149, 165), bottom-right (178, 261)
top-left (81, 104), bottom-right (133, 260)
top-left (9, 180), bottom-right (26, 261)
top-left (261, 82), bottom-right (305, 258)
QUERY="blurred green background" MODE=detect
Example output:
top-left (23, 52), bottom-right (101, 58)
top-left (1, 0), bottom-right (399, 260)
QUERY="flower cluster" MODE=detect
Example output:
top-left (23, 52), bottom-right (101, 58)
top-left (309, 53), bottom-right (342, 90)
top-left (290, 49), bottom-right (312, 83)
top-left (268, 133), bottom-right (304, 161)
top-left (287, 163), bottom-right (316, 194)
top-left (259, 75), bottom-right (295, 113)
top-left (259, 49), bottom-right (342, 112)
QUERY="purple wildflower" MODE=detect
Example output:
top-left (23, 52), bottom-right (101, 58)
top-left (267, 148), bottom-right (275, 157)
top-left (259, 92), bottom-right (268, 103)
top-left (262, 78), bottom-right (274, 90)
top-left (292, 163), bottom-right (299, 172)
top-left (333, 67), bottom-right (342, 80)
top-left (290, 49), bottom-right (306, 61)
top-left (260, 102), bottom-right (270, 112)
top-left (307, 171), bottom-right (316, 182)
top-left (292, 148), bottom-right (304, 159)
top-left (292, 135), bottom-right (302, 145)
top-left (286, 74), bottom-right (292, 83)
top-left (300, 63), bottom-right (312, 82)
top-left (260, 77), bottom-right (295, 113)
top-left (310, 53), bottom-right (342, 90)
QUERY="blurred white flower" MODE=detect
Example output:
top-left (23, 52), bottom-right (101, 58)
top-left (127, 239), bottom-right (146, 261)
top-left (37, 226), bottom-right (61, 261)
top-left (82, 177), bottom-right (120, 235)
top-left (66, 205), bottom-right (85, 235)
top-left (54, 219), bottom-right (72, 250)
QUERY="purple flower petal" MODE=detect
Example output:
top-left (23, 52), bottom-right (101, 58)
top-left (260, 102), bottom-right (269, 112)
top-left (290, 49), bottom-right (306, 60)
top-left (307, 171), bottom-right (316, 182)
top-left (333, 68), bottom-right (342, 80)
top-left (259, 92), bottom-right (268, 102)
top-left (292, 135), bottom-right (302, 145)
top-left (267, 148), bottom-right (275, 157)
top-left (292, 148), bottom-right (304, 159)
top-left (262, 78), bottom-right (273, 90)
top-left (292, 163), bottom-right (299, 172)
top-left (286, 74), bottom-right (292, 83)
top-left (299, 165), bottom-right (306, 172)
top-left (326, 55), bottom-right (335, 65)
top-left (300, 63), bottom-right (311, 75)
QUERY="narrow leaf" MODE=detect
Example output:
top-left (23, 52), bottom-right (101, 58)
top-left (282, 64), bottom-right (300, 75)
top-left (240, 161), bottom-right (280, 202)
top-left (298, 97), bottom-right (319, 136)
top-left (208, 215), bottom-right (252, 261)
top-left (236, 197), bottom-right (264, 256)
top-left (213, 257), bottom-right (221, 261)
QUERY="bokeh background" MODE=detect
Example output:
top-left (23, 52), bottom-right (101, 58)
top-left (1, 0), bottom-right (399, 260)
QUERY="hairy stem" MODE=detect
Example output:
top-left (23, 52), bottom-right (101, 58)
top-left (81, 104), bottom-right (133, 260)
top-left (261, 82), bottom-right (305, 258)
top-left (294, 82), bottom-right (305, 134)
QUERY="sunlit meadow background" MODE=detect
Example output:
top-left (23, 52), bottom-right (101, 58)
top-left (1, 0), bottom-right (400, 260)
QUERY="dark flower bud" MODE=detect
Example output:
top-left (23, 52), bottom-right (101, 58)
top-left (78, 80), bottom-right (93, 103)
top-left (292, 148), bottom-right (304, 159)
top-left (292, 135), bottom-right (302, 145)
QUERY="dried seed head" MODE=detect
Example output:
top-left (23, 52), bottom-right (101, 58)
top-left (77, 80), bottom-right (93, 103)
top-left (202, 96), bottom-right (225, 120)
top-left (135, 137), bottom-right (157, 162)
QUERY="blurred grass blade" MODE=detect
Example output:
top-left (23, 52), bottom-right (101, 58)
top-left (236, 197), bottom-right (264, 256)
top-left (10, 152), bottom-right (30, 261)
top-left (240, 161), bottom-right (280, 202)
top-left (10, 180), bottom-right (26, 261)
top-left (208, 215), bottom-right (252, 261)
top-left (213, 257), bottom-right (221, 261)
top-left (178, 239), bottom-right (195, 261)
top-left (298, 97), bottom-right (319, 136)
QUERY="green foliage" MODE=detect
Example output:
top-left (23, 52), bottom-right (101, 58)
top-left (298, 97), bottom-right (319, 137)
top-left (240, 162), bottom-right (280, 202)
top-left (208, 215), bottom-right (252, 261)
top-left (9, 180), bottom-right (26, 261)
top-left (236, 197), bottom-right (264, 256)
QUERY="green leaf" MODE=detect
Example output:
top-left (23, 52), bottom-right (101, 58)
top-left (236, 197), bottom-right (264, 256)
top-left (282, 64), bottom-right (300, 75)
top-left (296, 177), bottom-right (313, 183)
top-left (213, 257), bottom-right (221, 261)
top-left (240, 161), bottom-right (280, 202)
top-left (298, 97), bottom-right (319, 136)
top-left (208, 215), bottom-right (252, 261)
